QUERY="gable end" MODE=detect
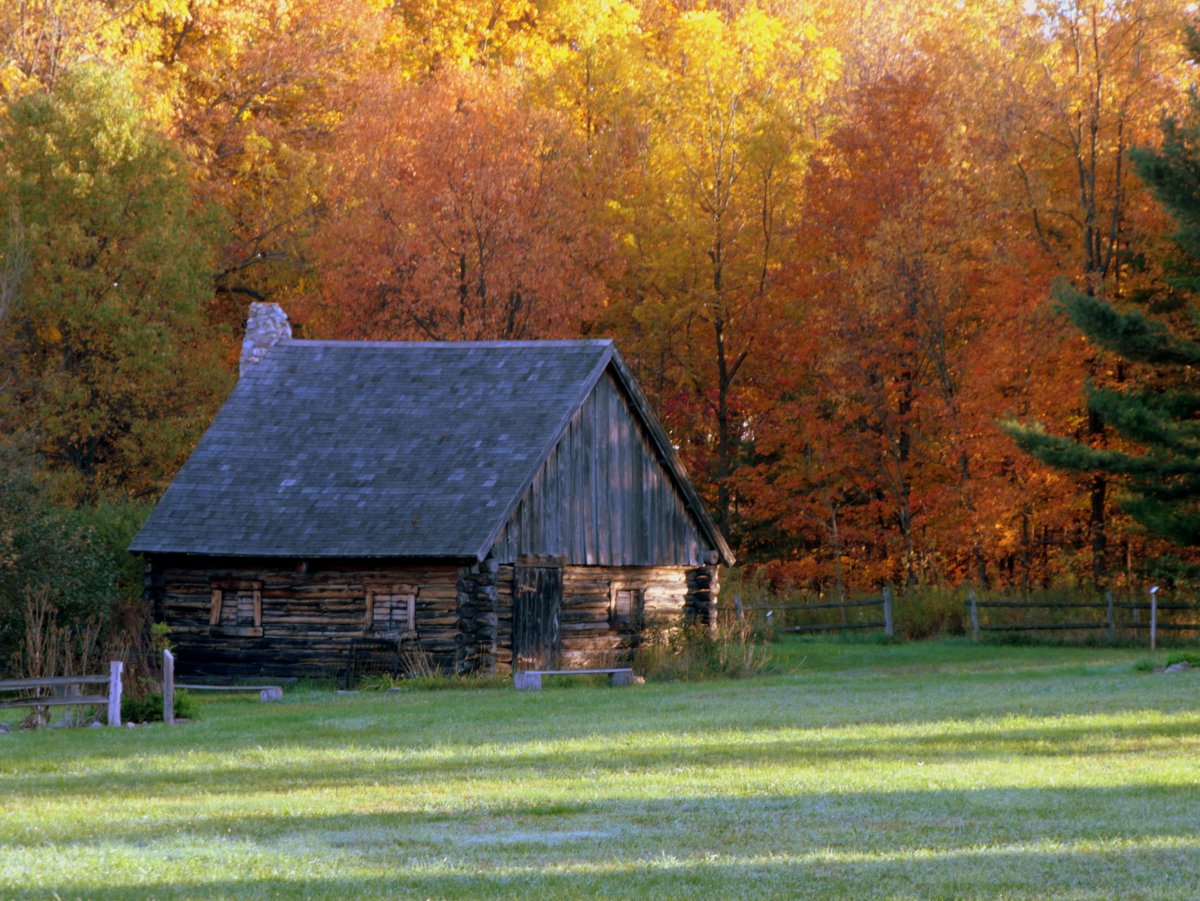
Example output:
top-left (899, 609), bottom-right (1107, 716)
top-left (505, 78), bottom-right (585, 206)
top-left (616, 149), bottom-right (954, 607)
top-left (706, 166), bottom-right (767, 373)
top-left (490, 367), bottom-right (732, 566)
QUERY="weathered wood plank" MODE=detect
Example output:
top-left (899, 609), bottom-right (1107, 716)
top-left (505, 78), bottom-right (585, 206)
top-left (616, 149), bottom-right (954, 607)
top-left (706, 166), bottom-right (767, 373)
top-left (0, 694), bottom-right (109, 710)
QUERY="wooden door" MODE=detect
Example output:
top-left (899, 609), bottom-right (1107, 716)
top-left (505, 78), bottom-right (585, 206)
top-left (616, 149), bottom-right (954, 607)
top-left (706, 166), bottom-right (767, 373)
top-left (513, 564), bottom-right (562, 671)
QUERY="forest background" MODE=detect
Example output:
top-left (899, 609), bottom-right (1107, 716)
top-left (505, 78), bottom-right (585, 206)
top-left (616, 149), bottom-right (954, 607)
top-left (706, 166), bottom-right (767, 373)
top-left (1, 0), bottom-right (1198, 668)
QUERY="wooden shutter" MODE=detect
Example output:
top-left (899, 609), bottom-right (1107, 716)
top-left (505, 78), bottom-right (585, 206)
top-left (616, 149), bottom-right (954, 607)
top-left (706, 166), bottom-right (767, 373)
top-left (364, 585), bottom-right (417, 634)
top-left (209, 580), bottom-right (263, 635)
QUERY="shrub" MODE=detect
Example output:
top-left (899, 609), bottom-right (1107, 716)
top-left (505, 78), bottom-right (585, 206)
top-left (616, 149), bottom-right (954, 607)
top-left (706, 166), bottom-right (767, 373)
top-left (0, 450), bottom-right (120, 668)
top-left (122, 689), bottom-right (196, 724)
top-left (358, 673), bottom-right (403, 691)
top-left (1166, 652), bottom-right (1200, 667)
top-left (0, 447), bottom-right (154, 676)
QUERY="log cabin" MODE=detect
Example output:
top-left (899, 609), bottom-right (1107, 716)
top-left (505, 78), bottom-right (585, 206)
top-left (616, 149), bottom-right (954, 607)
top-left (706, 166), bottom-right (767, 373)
top-left (130, 304), bottom-right (734, 679)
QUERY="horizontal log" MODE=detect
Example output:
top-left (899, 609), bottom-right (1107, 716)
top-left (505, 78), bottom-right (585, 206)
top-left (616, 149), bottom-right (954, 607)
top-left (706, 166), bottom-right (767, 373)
top-left (261, 618), bottom-right (365, 628)
top-left (560, 638), bottom-right (624, 651)
top-left (560, 622), bottom-right (613, 633)
top-left (648, 602), bottom-right (686, 619)
top-left (559, 652), bottom-right (632, 667)
top-left (561, 605), bottom-right (611, 617)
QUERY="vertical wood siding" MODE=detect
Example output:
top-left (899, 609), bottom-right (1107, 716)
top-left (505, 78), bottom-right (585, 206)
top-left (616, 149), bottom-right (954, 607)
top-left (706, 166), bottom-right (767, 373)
top-left (494, 372), bottom-right (707, 566)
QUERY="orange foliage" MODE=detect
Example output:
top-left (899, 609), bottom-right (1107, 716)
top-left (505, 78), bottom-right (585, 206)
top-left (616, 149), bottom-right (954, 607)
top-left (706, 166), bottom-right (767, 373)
top-left (303, 68), bottom-right (614, 341)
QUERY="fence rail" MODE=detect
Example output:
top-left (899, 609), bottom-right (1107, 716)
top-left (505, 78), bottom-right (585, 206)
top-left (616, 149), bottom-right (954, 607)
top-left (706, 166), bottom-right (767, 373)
top-left (967, 589), bottom-right (1200, 648)
top-left (733, 588), bottom-right (894, 637)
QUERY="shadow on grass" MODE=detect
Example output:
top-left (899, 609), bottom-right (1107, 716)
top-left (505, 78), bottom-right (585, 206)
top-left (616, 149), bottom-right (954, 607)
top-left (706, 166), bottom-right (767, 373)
top-left (3, 783), bottom-right (1198, 852)
top-left (3, 801), bottom-right (1199, 899)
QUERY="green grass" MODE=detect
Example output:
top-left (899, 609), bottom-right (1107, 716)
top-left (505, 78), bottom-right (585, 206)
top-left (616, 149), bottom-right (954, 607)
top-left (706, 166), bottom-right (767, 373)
top-left (1, 638), bottom-right (1198, 899)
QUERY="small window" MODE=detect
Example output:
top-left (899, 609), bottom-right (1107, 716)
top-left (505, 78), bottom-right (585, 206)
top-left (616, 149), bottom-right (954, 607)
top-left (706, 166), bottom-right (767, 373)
top-left (209, 580), bottom-right (262, 635)
top-left (610, 585), bottom-right (644, 629)
top-left (364, 585), bottom-right (417, 635)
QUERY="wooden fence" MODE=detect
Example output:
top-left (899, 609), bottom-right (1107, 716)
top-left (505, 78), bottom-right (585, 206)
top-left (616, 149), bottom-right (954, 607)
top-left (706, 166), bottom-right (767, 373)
top-left (966, 589), bottom-right (1200, 648)
top-left (0, 661), bottom-right (124, 726)
top-left (734, 587), bottom-right (894, 638)
top-left (160, 649), bottom-right (282, 725)
top-left (0, 651), bottom-right (285, 730)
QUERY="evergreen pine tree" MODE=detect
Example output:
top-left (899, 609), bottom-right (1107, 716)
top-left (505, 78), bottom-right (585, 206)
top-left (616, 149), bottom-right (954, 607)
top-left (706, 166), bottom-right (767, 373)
top-left (1005, 32), bottom-right (1200, 546)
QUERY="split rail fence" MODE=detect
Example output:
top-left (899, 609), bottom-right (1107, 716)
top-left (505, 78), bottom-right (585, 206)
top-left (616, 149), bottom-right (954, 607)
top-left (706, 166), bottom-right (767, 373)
top-left (733, 587), bottom-right (894, 638)
top-left (966, 590), bottom-right (1200, 649)
top-left (0, 652), bottom-right (283, 731)
top-left (160, 649), bottom-right (283, 725)
top-left (0, 661), bottom-right (124, 726)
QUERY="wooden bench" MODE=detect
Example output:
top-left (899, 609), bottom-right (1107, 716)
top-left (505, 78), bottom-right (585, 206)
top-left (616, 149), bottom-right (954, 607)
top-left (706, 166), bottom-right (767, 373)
top-left (513, 668), bottom-right (635, 690)
top-left (176, 683), bottom-right (283, 701)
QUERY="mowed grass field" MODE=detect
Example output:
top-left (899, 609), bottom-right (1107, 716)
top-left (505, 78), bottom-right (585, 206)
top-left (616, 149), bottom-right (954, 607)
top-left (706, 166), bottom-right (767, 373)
top-left (1, 638), bottom-right (1198, 899)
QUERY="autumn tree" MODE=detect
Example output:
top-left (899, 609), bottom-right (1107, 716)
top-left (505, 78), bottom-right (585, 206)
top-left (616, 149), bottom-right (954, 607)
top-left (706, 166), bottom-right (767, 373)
top-left (768, 69), bottom-right (993, 586)
top-left (0, 65), bottom-right (230, 502)
top-left (0, 0), bottom-right (182, 100)
top-left (609, 5), bottom-right (837, 539)
top-left (1008, 38), bottom-right (1200, 547)
top-left (306, 67), bottom-right (612, 342)
top-left (388, 0), bottom-right (539, 72)
top-left (147, 0), bottom-right (390, 336)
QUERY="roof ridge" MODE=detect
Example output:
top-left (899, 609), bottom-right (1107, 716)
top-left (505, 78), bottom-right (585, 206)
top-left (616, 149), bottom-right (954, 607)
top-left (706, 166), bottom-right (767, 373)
top-left (278, 338), bottom-right (616, 350)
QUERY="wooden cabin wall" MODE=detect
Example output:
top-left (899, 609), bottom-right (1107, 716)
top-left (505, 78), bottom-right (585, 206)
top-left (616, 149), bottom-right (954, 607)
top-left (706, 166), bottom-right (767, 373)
top-left (495, 564), bottom-right (515, 675)
top-left (492, 372), bottom-right (708, 567)
top-left (151, 557), bottom-right (719, 678)
top-left (154, 561), bottom-right (463, 678)
top-left (494, 564), bottom-right (719, 671)
top-left (456, 558), bottom-right (500, 675)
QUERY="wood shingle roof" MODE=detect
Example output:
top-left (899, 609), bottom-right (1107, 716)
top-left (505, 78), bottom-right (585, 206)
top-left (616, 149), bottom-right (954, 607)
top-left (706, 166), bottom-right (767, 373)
top-left (130, 339), bottom-right (731, 563)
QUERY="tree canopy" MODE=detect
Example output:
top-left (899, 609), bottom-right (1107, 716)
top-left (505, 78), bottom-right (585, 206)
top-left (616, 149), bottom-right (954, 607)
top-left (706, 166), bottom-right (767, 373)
top-left (0, 0), bottom-right (1197, 593)
top-left (1007, 32), bottom-right (1200, 549)
top-left (0, 65), bottom-right (230, 502)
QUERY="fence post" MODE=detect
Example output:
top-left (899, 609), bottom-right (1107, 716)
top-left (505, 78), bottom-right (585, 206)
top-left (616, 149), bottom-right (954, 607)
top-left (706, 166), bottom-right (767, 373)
top-left (968, 590), bottom-right (980, 642)
top-left (734, 593), bottom-right (745, 627)
top-left (1150, 586), bottom-right (1159, 651)
top-left (1105, 590), bottom-right (1115, 644)
top-left (107, 660), bottom-right (123, 727)
top-left (882, 586), bottom-right (894, 637)
top-left (163, 649), bottom-right (175, 725)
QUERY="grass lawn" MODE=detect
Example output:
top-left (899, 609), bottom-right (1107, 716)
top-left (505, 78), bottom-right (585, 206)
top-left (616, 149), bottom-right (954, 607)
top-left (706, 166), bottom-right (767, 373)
top-left (1, 637), bottom-right (1198, 899)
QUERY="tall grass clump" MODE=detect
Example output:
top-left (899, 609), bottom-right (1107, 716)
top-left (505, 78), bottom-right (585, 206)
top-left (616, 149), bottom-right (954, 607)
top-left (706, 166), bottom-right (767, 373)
top-left (893, 584), bottom-right (966, 639)
top-left (635, 620), bottom-right (771, 681)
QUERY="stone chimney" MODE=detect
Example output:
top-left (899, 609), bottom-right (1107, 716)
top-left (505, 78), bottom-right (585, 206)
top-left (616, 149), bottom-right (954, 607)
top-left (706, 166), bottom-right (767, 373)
top-left (240, 302), bottom-right (292, 376)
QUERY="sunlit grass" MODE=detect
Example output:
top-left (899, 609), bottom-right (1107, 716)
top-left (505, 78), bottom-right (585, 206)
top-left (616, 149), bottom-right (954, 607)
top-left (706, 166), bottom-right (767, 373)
top-left (1, 638), bottom-right (1197, 898)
